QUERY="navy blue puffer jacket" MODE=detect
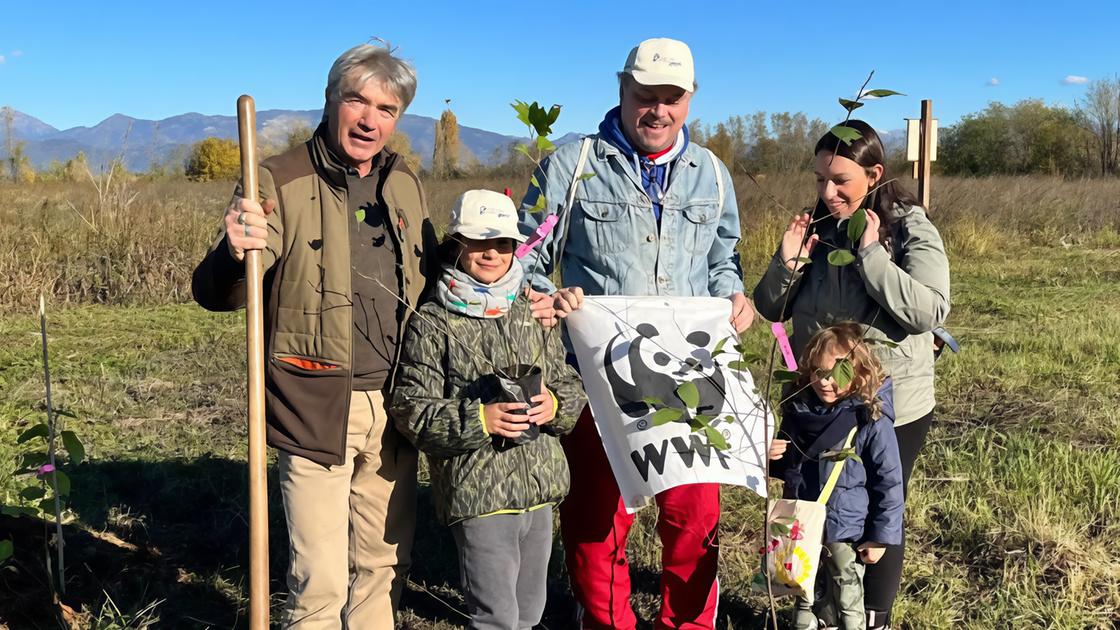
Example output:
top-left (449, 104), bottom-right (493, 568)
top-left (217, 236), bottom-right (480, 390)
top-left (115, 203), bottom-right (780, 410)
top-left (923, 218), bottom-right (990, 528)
top-left (773, 381), bottom-right (904, 545)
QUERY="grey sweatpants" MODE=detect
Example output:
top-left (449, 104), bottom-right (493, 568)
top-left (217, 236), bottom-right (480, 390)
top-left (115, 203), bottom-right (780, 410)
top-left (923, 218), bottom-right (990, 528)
top-left (794, 542), bottom-right (866, 630)
top-left (450, 506), bottom-right (554, 630)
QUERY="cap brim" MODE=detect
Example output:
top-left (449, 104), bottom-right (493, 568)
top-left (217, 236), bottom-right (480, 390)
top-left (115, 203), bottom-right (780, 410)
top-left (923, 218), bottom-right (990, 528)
top-left (628, 70), bottom-right (693, 92)
top-left (451, 225), bottom-right (528, 242)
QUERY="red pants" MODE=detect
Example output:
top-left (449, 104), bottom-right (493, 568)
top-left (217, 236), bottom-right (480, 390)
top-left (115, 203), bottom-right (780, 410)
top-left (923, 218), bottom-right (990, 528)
top-left (559, 407), bottom-right (720, 629)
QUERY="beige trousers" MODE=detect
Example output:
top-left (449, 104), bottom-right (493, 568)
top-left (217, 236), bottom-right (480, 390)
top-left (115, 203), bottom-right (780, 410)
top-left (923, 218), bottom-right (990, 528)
top-left (278, 390), bottom-right (418, 629)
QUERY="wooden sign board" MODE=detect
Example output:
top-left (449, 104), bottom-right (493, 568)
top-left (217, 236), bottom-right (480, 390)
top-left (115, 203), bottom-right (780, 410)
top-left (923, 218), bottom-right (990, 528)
top-left (905, 118), bottom-right (938, 162)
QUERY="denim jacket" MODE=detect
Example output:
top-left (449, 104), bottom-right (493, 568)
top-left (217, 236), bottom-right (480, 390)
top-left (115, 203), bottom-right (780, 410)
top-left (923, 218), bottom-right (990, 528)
top-left (517, 131), bottom-right (744, 298)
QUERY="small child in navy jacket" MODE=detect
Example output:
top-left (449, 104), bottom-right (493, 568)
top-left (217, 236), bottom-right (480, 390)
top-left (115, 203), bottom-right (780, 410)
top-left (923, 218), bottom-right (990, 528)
top-left (768, 323), bottom-right (904, 630)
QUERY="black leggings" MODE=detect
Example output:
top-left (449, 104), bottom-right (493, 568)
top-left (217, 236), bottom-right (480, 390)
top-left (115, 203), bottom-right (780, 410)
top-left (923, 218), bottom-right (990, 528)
top-left (862, 411), bottom-right (934, 613)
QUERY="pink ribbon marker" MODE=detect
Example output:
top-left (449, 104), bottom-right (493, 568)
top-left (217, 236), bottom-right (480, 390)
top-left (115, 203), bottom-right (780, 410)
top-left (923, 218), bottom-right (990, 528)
top-left (515, 213), bottom-right (559, 259)
top-left (771, 322), bottom-right (798, 371)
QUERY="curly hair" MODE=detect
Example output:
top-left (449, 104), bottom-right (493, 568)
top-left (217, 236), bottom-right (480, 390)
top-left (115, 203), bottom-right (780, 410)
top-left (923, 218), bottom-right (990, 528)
top-left (795, 322), bottom-right (886, 417)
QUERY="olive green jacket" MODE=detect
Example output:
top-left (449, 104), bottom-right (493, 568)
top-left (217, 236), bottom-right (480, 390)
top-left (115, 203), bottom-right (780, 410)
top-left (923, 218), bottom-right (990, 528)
top-left (389, 297), bottom-right (586, 525)
top-left (753, 205), bottom-right (950, 425)
top-left (192, 130), bottom-right (438, 465)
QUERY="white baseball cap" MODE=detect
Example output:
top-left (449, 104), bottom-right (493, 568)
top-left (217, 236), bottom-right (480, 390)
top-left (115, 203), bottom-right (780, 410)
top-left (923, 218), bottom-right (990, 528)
top-left (622, 38), bottom-right (695, 92)
top-left (448, 189), bottom-right (527, 242)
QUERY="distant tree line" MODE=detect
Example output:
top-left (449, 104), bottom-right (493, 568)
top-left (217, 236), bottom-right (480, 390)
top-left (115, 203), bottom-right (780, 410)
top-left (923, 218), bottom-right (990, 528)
top-left (935, 77), bottom-right (1120, 177)
top-left (5, 79), bottom-right (1120, 183)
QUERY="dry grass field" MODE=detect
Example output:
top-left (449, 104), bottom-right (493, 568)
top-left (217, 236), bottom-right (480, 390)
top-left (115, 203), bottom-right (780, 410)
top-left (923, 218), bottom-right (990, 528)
top-left (2, 171), bottom-right (1119, 628)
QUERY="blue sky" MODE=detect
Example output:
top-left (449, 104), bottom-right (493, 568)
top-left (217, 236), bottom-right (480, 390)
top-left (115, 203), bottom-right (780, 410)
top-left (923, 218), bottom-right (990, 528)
top-left (2, 1), bottom-right (1118, 136)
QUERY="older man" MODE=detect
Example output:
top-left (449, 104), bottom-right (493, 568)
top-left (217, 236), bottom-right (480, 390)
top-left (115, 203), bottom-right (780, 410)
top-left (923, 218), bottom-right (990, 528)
top-left (518, 38), bottom-right (753, 629)
top-left (192, 43), bottom-right (436, 629)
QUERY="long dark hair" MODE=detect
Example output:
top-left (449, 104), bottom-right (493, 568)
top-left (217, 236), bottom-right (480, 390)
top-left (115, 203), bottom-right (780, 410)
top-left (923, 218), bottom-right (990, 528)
top-left (813, 120), bottom-right (922, 250)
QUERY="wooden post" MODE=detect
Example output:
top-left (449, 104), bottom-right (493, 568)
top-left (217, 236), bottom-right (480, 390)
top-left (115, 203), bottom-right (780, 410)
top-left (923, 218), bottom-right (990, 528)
top-left (237, 94), bottom-right (270, 630)
top-left (918, 99), bottom-right (933, 209)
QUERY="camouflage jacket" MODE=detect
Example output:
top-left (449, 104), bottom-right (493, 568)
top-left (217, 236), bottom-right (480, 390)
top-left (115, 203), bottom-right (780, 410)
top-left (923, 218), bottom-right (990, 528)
top-left (389, 296), bottom-right (586, 525)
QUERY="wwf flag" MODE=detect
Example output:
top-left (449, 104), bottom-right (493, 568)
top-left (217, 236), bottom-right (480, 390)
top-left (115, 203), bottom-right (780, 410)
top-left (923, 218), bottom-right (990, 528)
top-left (566, 296), bottom-right (774, 512)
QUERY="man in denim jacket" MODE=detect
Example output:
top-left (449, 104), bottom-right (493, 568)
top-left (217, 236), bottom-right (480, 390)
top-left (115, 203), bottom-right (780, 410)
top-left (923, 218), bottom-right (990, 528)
top-left (518, 37), bottom-right (753, 630)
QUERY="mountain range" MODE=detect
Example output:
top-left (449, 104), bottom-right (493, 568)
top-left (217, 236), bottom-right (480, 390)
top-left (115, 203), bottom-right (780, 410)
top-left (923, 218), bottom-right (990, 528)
top-left (6, 107), bottom-right (902, 174)
top-left (5, 108), bottom-right (532, 172)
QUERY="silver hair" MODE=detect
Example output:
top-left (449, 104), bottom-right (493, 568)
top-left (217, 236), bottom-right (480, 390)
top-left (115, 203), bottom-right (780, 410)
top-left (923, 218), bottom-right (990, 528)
top-left (325, 42), bottom-right (417, 111)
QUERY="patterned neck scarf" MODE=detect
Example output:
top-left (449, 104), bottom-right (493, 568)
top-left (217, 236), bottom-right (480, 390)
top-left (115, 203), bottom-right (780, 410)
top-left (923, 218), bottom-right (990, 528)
top-left (436, 261), bottom-right (524, 319)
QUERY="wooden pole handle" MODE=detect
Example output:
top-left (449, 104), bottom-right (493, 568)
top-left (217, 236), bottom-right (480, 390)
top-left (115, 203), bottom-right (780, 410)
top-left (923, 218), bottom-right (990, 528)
top-left (237, 94), bottom-right (270, 630)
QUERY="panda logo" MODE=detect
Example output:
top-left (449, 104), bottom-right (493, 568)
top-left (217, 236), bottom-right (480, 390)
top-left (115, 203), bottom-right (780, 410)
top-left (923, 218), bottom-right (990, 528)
top-left (603, 323), bottom-right (727, 428)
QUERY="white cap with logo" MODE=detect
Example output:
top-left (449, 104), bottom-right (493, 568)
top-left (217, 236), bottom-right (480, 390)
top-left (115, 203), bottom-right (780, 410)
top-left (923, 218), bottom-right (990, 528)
top-left (622, 37), bottom-right (695, 92)
top-left (448, 189), bottom-right (527, 242)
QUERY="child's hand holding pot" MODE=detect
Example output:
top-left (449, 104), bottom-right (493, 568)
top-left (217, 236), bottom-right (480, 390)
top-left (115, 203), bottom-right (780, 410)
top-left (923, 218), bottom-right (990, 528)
top-left (483, 402), bottom-right (532, 438)
top-left (526, 387), bottom-right (558, 425)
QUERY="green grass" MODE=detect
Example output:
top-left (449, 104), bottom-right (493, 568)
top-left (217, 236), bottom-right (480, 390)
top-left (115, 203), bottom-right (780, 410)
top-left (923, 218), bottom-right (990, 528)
top-left (2, 177), bottom-right (1120, 628)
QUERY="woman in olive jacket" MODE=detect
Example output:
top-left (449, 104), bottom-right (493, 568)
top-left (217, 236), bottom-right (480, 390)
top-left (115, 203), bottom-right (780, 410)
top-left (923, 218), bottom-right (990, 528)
top-left (753, 120), bottom-right (950, 629)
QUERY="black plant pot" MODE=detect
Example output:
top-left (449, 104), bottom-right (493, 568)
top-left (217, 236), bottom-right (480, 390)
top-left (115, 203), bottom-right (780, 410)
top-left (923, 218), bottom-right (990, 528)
top-left (494, 364), bottom-right (542, 447)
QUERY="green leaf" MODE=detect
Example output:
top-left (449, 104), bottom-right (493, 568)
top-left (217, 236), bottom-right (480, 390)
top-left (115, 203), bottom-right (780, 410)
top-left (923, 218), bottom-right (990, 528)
top-left (17, 452), bottom-right (48, 472)
top-left (19, 486), bottom-right (46, 501)
top-left (712, 336), bottom-right (729, 356)
top-left (1, 505), bottom-right (40, 518)
top-left (17, 424), bottom-right (48, 444)
top-left (726, 360), bottom-right (750, 371)
top-left (822, 447), bottom-right (860, 463)
top-left (514, 143), bottom-right (533, 160)
top-left (862, 89), bottom-right (905, 98)
top-left (529, 194), bottom-right (548, 214)
top-left (828, 250), bottom-right (856, 266)
top-left (529, 175), bottom-right (540, 190)
top-left (793, 256), bottom-right (813, 265)
top-left (0, 539), bottom-right (11, 564)
top-left (527, 102), bottom-right (555, 137)
top-left (769, 521), bottom-right (791, 536)
top-left (354, 208), bottom-right (366, 223)
top-left (577, 172), bottom-right (596, 181)
top-left (642, 396), bottom-right (665, 407)
top-left (829, 125), bottom-right (862, 146)
top-left (724, 415), bottom-right (736, 425)
top-left (546, 104), bottom-right (561, 126)
top-left (651, 407), bottom-right (684, 426)
top-left (61, 431), bottom-right (85, 465)
top-left (838, 98), bottom-right (864, 112)
top-left (511, 100), bottom-right (531, 127)
top-left (676, 381), bottom-right (700, 408)
top-left (47, 470), bottom-right (71, 497)
top-left (37, 498), bottom-right (58, 518)
top-left (847, 208), bottom-right (867, 243)
top-left (740, 351), bottom-right (763, 364)
top-left (832, 358), bottom-right (854, 389)
top-left (703, 425), bottom-right (729, 450)
top-left (772, 369), bottom-right (800, 384)
top-left (536, 135), bottom-right (555, 153)
top-left (693, 414), bottom-right (715, 426)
